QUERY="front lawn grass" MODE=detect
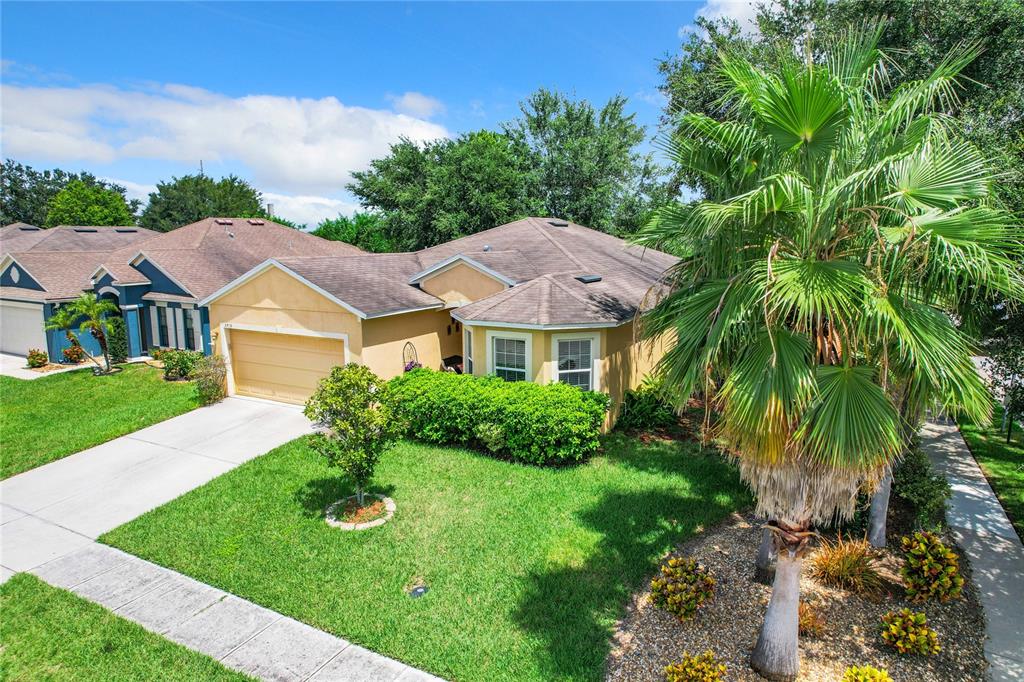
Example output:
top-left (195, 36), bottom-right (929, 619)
top-left (0, 573), bottom-right (250, 681)
top-left (959, 403), bottom-right (1024, 539)
top-left (0, 364), bottom-right (198, 479)
top-left (102, 434), bottom-right (749, 682)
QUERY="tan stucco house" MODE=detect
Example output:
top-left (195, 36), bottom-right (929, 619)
top-left (200, 217), bottom-right (677, 425)
top-left (2, 216), bottom-right (677, 427)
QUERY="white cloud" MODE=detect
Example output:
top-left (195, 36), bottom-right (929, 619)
top-left (386, 91), bottom-right (446, 119)
top-left (684, 0), bottom-right (772, 36)
top-left (101, 177), bottom-right (356, 228)
top-left (1, 82), bottom-right (450, 195)
top-left (103, 178), bottom-right (156, 204)
top-left (262, 192), bottom-right (359, 227)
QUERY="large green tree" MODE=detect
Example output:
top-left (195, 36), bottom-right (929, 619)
top-left (640, 24), bottom-right (1021, 679)
top-left (311, 212), bottom-right (395, 253)
top-left (139, 174), bottom-right (264, 232)
top-left (1, 160), bottom-right (141, 226)
top-left (44, 180), bottom-right (136, 227)
top-left (349, 90), bottom-right (668, 248)
top-left (659, 0), bottom-right (1024, 213)
top-left (348, 130), bottom-right (540, 250)
top-left (503, 88), bottom-right (668, 235)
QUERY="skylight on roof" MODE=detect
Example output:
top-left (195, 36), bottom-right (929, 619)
top-left (115, 228), bottom-right (137, 233)
top-left (18, 226), bottom-right (40, 231)
top-left (73, 228), bottom-right (98, 233)
top-left (575, 275), bottom-right (602, 284)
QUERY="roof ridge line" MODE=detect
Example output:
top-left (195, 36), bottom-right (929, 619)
top-left (528, 218), bottom-right (588, 270)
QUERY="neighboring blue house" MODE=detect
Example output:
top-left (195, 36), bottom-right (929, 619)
top-left (0, 218), bottom-right (361, 361)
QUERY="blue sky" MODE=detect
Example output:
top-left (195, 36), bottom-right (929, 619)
top-left (1, 1), bottom-right (755, 225)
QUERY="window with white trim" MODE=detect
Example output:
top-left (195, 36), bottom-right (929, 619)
top-left (492, 336), bottom-right (527, 382)
top-left (556, 338), bottom-right (593, 390)
top-left (464, 328), bottom-right (473, 374)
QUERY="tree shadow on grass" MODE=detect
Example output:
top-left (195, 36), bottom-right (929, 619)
top-left (512, 476), bottom-right (746, 680)
top-left (294, 477), bottom-right (397, 519)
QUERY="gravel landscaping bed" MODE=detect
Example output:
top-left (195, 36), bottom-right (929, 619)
top-left (606, 512), bottom-right (987, 681)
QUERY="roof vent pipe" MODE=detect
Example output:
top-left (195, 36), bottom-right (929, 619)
top-left (483, 245), bottom-right (492, 252)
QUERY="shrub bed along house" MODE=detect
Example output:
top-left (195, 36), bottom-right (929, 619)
top-left (389, 368), bottom-right (609, 464)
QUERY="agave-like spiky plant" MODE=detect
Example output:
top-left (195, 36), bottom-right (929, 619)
top-left (639, 22), bottom-right (1022, 681)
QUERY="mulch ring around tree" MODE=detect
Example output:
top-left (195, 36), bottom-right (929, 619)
top-left (605, 511), bottom-right (987, 682)
top-left (325, 494), bottom-right (396, 531)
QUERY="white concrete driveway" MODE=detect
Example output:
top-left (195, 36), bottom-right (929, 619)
top-left (1, 397), bottom-right (311, 579)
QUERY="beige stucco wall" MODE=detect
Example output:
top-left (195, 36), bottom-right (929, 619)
top-left (362, 309), bottom-right (459, 379)
top-left (208, 267), bottom-right (364, 361)
top-left (465, 321), bottom-right (668, 429)
top-left (465, 324), bottom-right (549, 384)
top-left (418, 263), bottom-right (506, 306)
top-left (602, 321), bottom-right (670, 425)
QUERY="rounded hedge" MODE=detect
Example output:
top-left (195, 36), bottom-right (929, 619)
top-left (389, 368), bottom-right (609, 465)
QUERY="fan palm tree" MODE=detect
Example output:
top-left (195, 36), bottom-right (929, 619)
top-left (44, 293), bottom-right (120, 372)
top-left (639, 22), bottom-right (1022, 680)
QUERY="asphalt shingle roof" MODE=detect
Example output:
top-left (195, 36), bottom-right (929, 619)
top-left (1, 224), bottom-right (159, 301)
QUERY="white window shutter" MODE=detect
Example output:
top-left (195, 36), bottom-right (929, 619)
top-left (191, 309), bottom-right (202, 352)
top-left (174, 308), bottom-right (185, 349)
top-left (165, 308), bottom-right (176, 348)
top-left (149, 307), bottom-right (159, 347)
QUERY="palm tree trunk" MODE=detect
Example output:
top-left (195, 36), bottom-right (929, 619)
top-left (355, 484), bottom-right (364, 507)
top-left (754, 526), bottom-right (776, 584)
top-left (867, 469), bottom-right (892, 548)
top-left (751, 548), bottom-right (801, 680)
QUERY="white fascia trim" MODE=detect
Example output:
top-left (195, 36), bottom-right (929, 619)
top-left (89, 265), bottom-right (111, 281)
top-left (408, 254), bottom-right (516, 287)
top-left (128, 250), bottom-right (195, 297)
top-left (454, 316), bottom-right (625, 331)
top-left (551, 331), bottom-right (602, 392)
top-left (0, 298), bottom-right (44, 309)
top-left (198, 259), bottom-right (368, 319)
top-left (364, 303), bottom-right (445, 319)
top-left (96, 286), bottom-right (120, 298)
top-left (0, 253), bottom-right (45, 291)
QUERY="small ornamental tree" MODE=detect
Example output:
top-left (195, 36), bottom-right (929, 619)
top-left (304, 364), bottom-right (403, 506)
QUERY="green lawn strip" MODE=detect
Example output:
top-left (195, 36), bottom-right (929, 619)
top-left (0, 364), bottom-right (198, 479)
top-left (0, 573), bottom-right (251, 682)
top-left (959, 403), bottom-right (1024, 540)
top-left (102, 434), bottom-right (749, 682)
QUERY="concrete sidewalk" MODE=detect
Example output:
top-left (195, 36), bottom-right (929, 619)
top-left (30, 543), bottom-right (442, 682)
top-left (0, 351), bottom-right (88, 380)
top-left (1, 397), bottom-right (312, 577)
top-left (922, 420), bottom-right (1024, 682)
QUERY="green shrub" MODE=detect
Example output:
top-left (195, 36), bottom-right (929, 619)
top-left (106, 316), bottom-right (129, 364)
top-left (893, 445), bottom-right (951, 529)
top-left (389, 369), bottom-right (609, 465)
top-left (62, 336), bottom-right (85, 363)
top-left (193, 355), bottom-right (227, 406)
top-left (880, 608), bottom-right (939, 655)
top-left (650, 555), bottom-right (715, 621)
top-left (618, 377), bottom-right (676, 431)
top-left (161, 349), bottom-right (203, 380)
top-left (304, 364), bottom-right (404, 506)
top-left (842, 665), bottom-right (893, 682)
top-left (900, 531), bottom-right (964, 602)
top-left (150, 348), bottom-right (165, 361)
top-left (809, 535), bottom-right (883, 595)
top-left (26, 349), bottom-right (48, 368)
top-left (663, 651), bottom-right (726, 682)
top-left (474, 422), bottom-right (505, 453)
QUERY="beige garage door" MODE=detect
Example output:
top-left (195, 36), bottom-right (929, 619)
top-left (228, 329), bottom-right (345, 405)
